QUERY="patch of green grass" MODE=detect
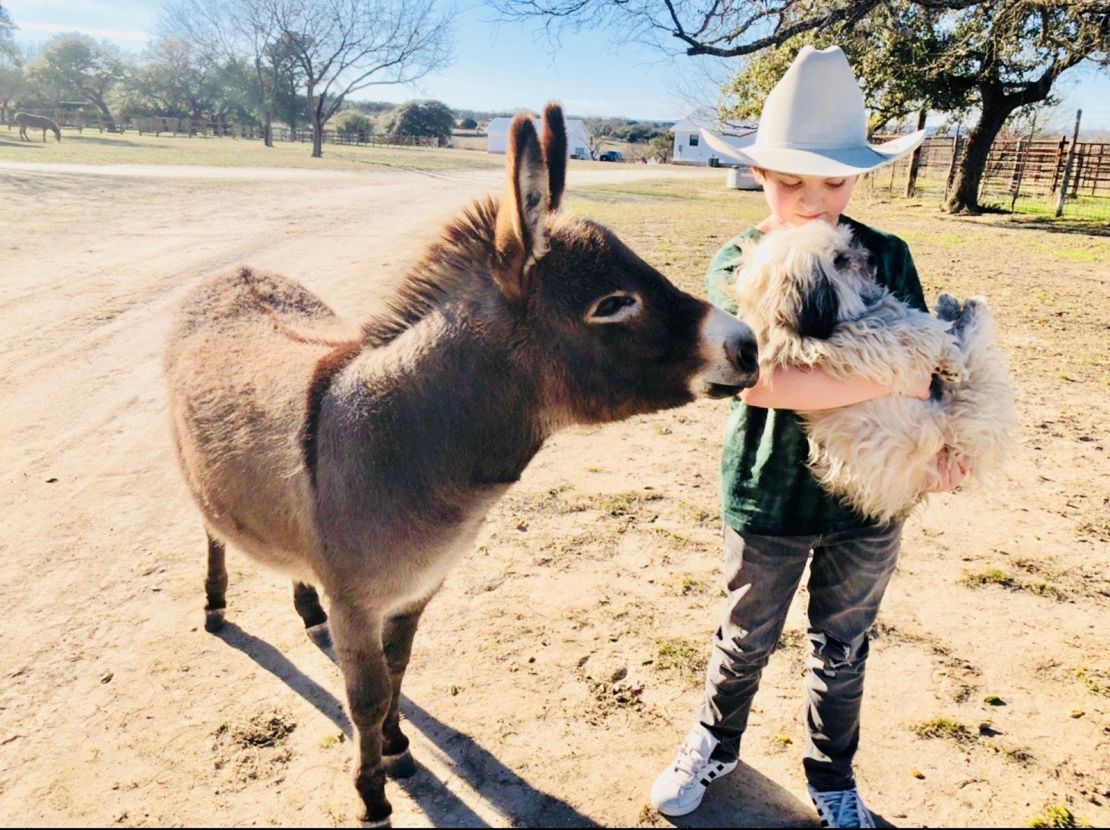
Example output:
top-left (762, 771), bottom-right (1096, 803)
top-left (593, 491), bottom-right (663, 517)
top-left (655, 638), bottom-right (706, 679)
top-left (962, 569), bottom-right (1019, 589)
top-left (1073, 666), bottom-right (1110, 698)
top-left (676, 575), bottom-right (709, 596)
top-left (677, 500), bottom-right (716, 527)
top-left (983, 695), bottom-right (1006, 706)
top-left (910, 717), bottom-right (975, 743)
top-left (1028, 805), bottom-right (1090, 828)
top-left (318, 732), bottom-right (345, 749)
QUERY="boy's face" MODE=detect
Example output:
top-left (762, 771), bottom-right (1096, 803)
top-left (754, 168), bottom-right (858, 227)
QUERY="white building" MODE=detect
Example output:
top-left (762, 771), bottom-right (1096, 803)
top-left (486, 116), bottom-right (592, 160)
top-left (670, 108), bottom-right (758, 167)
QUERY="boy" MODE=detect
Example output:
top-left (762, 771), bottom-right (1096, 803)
top-left (650, 46), bottom-right (968, 829)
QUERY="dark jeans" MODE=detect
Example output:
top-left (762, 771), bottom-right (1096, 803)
top-left (695, 521), bottom-right (903, 792)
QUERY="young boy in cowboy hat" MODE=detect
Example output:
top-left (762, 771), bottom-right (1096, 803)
top-left (650, 46), bottom-right (969, 828)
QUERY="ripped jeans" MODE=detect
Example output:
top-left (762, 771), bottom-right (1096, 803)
top-left (695, 521), bottom-right (903, 792)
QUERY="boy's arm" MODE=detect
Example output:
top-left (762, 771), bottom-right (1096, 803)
top-left (740, 366), bottom-right (931, 411)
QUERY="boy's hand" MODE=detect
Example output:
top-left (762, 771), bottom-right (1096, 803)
top-left (928, 449), bottom-right (971, 492)
top-left (908, 373), bottom-right (932, 400)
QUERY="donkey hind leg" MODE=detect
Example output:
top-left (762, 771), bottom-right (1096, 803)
top-left (329, 603), bottom-right (394, 826)
top-left (292, 581), bottom-right (330, 646)
top-left (204, 533), bottom-right (228, 633)
top-left (380, 604), bottom-right (429, 779)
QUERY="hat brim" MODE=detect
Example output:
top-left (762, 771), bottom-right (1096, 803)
top-left (700, 129), bottom-right (925, 177)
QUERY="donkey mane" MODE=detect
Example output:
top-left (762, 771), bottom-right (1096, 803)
top-left (360, 195), bottom-right (501, 347)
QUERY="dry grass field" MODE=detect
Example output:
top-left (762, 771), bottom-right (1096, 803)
top-left (0, 153), bottom-right (1106, 828)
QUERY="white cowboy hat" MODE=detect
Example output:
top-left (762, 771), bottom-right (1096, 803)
top-left (703, 45), bottom-right (925, 177)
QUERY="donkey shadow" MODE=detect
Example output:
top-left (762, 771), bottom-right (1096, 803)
top-left (216, 623), bottom-right (595, 827)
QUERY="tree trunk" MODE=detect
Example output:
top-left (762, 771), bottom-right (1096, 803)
top-left (264, 112), bottom-right (273, 147)
top-left (944, 86), bottom-right (1017, 214)
top-left (311, 110), bottom-right (323, 158)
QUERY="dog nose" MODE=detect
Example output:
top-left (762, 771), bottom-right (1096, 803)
top-left (726, 331), bottom-right (759, 378)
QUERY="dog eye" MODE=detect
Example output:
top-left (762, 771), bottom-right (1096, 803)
top-left (587, 293), bottom-right (640, 323)
top-left (833, 253), bottom-right (850, 270)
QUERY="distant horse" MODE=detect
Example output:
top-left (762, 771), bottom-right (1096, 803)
top-left (14, 112), bottom-right (61, 142)
top-left (165, 102), bottom-right (758, 826)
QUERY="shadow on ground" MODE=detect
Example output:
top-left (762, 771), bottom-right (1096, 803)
top-left (216, 622), bottom-right (595, 827)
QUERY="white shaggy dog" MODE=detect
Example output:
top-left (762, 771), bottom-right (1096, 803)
top-left (731, 221), bottom-right (1016, 523)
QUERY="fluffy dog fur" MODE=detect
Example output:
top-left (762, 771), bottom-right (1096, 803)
top-left (731, 221), bottom-right (1016, 523)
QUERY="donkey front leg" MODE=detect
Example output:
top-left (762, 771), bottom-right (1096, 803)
top-left (329, 602), bottom-right (394, 826)
top-left (381, 603), bottom-right (429, 779)
top-left (204, 532), bottom-right (228, 633)
top-left (292, 581), bottom-right (330, 647)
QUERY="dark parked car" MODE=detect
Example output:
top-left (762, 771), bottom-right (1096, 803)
top-left (597, 150), bottom-right (625, 162)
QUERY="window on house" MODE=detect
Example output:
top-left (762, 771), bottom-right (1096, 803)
top-left (689, 135), bottom-right (699, 146)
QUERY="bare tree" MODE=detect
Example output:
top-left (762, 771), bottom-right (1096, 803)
top-left (273, 0), bottom-right (454, 157)
top-left (162, 0), bottom-right (294, 146)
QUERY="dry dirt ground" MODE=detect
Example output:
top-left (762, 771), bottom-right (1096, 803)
top-left (0, 160), bottom-right (1106, 829)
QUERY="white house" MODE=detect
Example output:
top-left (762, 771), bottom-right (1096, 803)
top-left (486, 116), bottom-right (592, 160)
top-left (670, 108), bottom-right (757, 167)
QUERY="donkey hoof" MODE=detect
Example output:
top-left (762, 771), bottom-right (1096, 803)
top-left (306, 621), bottom-right (332, 649)
top-left (204, 608), bottom-right (226, 633)
top-left (359, 799), bottom-right (392, 827)
top-left (383, 748), bottom-right (417, 779)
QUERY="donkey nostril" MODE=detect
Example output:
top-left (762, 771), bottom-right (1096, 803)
top-left (739, 339), bottom-right (758, 373)
top-left (726, 335), bottom-right (759, 375)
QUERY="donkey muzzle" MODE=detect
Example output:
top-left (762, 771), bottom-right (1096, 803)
top-left (698, 305), bottom-right (759, 398)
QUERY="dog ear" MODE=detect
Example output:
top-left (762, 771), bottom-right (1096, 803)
top-left (798, 267), bottom-right (840, 340)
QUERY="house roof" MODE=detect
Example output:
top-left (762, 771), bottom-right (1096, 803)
top-left (671, 106), bottom-right (756, 137)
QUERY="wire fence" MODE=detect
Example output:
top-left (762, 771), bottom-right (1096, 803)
top-left (863, 134), bottom-right (1110, 221)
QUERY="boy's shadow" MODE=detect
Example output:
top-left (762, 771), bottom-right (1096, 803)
top-left (678, 768), bottom-right (898, 828)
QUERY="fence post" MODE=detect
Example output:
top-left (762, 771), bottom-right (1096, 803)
top-left (943, 126), bottom-right (961, 203)
top-left (1094, 144), bottom-right (1105, 196)
top-left (904, 109), bottom-right (928, 198)
top-left (1055, 109), bottom-right (1082, 217)
top-left (1070, 145), bottom-right (1085, 199)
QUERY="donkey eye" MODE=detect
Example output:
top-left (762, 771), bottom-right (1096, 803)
top-left (587, 292), bottom-right (640, 323)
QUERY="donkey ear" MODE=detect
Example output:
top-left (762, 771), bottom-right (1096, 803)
top-left (493, 112), bottom-right (550, 303)
top-left (541, 102), bottom-right (567, 211)
top-left (797, 265), bottom-right (840, 340)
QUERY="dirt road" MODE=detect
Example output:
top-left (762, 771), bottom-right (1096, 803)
top-left (0, 161), bottom-right (1105, 828)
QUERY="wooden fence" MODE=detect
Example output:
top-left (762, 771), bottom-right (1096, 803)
top-left (865, 135), bottom-right (1110, 220)
top-left (50, 114), bottom-right (445, 148)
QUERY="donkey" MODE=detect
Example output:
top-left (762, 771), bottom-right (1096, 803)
top-left (165, 103), bottom-right (758, 826)
top-left (14, 112), bottom-right (61, 142)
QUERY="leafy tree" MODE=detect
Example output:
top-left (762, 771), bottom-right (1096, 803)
top-left (383, 99), bottom-right (454, 142)
top-left (494, 0), bottom-right (1109, 214)
top-left (127, 37), bottom-right (229, 121)
top-left (26, 34), bottom-right (126, 128)
top-left (0, 1), bottom-right (16, 62)
top-left (161, 0), bottom-right (298, 146)
top-left (459, 116), bottom-right (477, 129)
top-left (335, 109), bottom-right (373, 139)
top-left (647, 132), bottom-right (672, 162)
top-left (0, 3), bottom-right (23, 124)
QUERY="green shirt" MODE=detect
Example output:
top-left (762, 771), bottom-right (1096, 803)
top-left (707, 216), bottom-right (928, 536)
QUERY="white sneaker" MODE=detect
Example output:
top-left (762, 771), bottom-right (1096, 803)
top-left (649, 725), bottom-right (738, 816)
top-left (807, 785), bottom-right (876, 828)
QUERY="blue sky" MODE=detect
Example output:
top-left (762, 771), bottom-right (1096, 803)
top-left (6, 0), bottom-right (1110, 128)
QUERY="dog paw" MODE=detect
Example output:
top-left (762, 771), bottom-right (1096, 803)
top-left (935, 293), bottom-right (962, 322)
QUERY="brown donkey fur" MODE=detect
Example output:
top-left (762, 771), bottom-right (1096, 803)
top-left (165, 103), bottom-right (758, 825)
top-left (14, 112), bottom-right (61, 142)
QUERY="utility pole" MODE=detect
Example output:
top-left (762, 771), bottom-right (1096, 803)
top-left (1055, 109), bottom-right (1082, 218)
